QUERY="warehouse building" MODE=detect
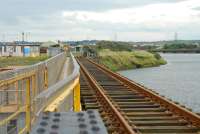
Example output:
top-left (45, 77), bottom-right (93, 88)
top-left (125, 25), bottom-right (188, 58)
top-left (0, 42), bottom-right (40, 57)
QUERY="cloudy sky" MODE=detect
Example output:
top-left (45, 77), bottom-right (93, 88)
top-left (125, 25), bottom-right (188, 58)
top-left (0, 0), bottom-right (200, 41)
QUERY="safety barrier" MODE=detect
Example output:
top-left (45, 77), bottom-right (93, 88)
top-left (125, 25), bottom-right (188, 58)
top-left (35, 53), bottom-right (80, 113)
top-left (0, 52), bottom-right (80, 134)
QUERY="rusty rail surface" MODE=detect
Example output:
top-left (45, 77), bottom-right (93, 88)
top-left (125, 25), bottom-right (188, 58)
top-left (77, 57), bottom-right (200, 134)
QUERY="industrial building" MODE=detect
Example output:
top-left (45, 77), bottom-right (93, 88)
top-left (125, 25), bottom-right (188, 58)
top-left (0, 42), bottom-right (40, 57)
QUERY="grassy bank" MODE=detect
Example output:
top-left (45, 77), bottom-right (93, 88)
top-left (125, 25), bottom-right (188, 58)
top-left (0, 55), bottom-right (49, 68)
top-left (98, 49), bottom-right (167, 71)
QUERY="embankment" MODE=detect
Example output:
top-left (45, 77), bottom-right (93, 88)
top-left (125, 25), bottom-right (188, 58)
top-left (98, 49), bottom-right (167, 71)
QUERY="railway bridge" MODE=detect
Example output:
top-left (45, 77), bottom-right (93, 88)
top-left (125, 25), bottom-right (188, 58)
top-left (0, 52), bottom-right (200, 134)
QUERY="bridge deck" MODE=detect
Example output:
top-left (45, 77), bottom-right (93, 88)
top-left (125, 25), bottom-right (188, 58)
top-left (77, 57), bottom-right (200, 134)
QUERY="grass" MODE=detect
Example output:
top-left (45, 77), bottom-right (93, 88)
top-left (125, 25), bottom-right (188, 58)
top-left (0, 55), bottom-right (49, 68)
top-left (98, 49), bottom-right (167, 71)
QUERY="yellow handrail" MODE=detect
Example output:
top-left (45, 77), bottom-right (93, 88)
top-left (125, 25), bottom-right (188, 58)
top-left (44, 77), bottom-right (80, 112)
top-left (18, 126), bottom-right (27, 134)
top-left (0, 70), bottom-right (36, 87)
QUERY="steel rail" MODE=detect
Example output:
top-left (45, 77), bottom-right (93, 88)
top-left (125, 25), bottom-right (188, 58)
top-left (77, 59), bottom-right (136, 134)
top-left (87, 58), bottom-right (200, 127)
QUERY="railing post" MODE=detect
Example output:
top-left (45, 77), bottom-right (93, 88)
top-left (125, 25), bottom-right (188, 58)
top-left (32, 75), bottom-right (36, 118)
top-left (15, 81), bottom-right (18, 108)
top-left (73, 80), bottom-right (81, 112)
top-left (25, 78), bottom-right (31, 133)
top-left (44, 66), bottom-right (48, 89)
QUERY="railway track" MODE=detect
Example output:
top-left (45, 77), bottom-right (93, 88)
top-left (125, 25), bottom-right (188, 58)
top-left (77, 57), bottom-right (200, 134)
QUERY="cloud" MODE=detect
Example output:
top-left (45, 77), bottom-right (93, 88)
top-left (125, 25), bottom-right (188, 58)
top-left (63, 0), bottom-right (200, 24)
top-left (0, 0), bottom-right (200, 41)
top-left (61, 0), bottom-right (200, 41)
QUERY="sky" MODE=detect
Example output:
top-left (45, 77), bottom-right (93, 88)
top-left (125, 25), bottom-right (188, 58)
top-left (0, 0), bottom-right (200, 42)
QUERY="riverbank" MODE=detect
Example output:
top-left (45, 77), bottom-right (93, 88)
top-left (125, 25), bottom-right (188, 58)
top-left (98, 49), bottom-right (167, 71)
top-left (0, 55), bottom-right (49, 68)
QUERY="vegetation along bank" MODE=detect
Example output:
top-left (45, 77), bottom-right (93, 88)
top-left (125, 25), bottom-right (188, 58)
top-left (98, 49), bottom-right (166, 71)
top-left (86, 41), bottom-right (167, 71)
top-left (0, 55), bottom-right (49, 68)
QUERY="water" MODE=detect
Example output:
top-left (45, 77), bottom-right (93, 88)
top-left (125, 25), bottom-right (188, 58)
top-left (118, 53), bottom-right (200, 113)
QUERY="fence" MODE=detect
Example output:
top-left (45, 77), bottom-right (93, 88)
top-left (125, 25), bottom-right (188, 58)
top-left (0, 52), bottom-right (80, 134)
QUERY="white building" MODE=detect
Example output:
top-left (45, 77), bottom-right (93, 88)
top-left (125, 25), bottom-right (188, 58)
top-left (0, 43), bottom-right (40, 57)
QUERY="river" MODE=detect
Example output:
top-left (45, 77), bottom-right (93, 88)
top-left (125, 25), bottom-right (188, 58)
top-left (118, 53), bottom-right (200, 113)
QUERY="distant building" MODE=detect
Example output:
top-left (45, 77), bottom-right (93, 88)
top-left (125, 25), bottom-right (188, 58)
top-left (40, 41), bottom-right (57, 54)
top-left (0, 42), bottom-right (40, 57)
top-left (70, 45), bottom-right (97, 57)
top-left (70, 45), bottom-right (84, 56)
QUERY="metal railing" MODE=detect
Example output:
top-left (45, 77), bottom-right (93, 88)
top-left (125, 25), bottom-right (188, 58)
top-left (0, 52), bottom-right (80, 134)
top-left (36, 53), bottom-right (80, 113)
top-left (0, 70), bottom-right (38, 134)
